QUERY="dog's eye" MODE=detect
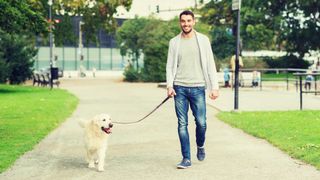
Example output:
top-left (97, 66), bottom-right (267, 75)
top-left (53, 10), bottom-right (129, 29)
top-left (103, 119), bottom-right (106, 121)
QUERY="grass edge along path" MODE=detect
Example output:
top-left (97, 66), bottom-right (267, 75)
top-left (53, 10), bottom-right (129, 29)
top-left (217, 111), bottom-right (320, 170)
top-left (0, 85), bottom-right (79, 173)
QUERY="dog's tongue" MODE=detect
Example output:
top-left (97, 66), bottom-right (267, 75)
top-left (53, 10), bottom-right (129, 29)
top-left (102, 127), bottom-right (112, 134)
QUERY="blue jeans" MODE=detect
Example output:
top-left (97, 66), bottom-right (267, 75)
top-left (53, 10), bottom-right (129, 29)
top-left (173, 85), bottom-right (207, 160)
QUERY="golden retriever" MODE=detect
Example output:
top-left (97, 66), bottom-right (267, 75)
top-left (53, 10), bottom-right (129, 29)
top-left (79, 113), bottom-right (113, 172)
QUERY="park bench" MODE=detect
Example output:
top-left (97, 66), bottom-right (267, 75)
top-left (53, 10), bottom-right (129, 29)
top-left (217, 71), bottom-right (261, 87)
top-left (239, 72), bottom-right (261, 87)
top-left (44, 73), bottom-right (60, 88)
top-left (36, 68), bottom-right (61, 88)
top-left (51, 77), bottom-right (60, 87)
top-left (32, 73), bottom-right (41, 86)
top-left (40, 73), bottom-right (50, 87)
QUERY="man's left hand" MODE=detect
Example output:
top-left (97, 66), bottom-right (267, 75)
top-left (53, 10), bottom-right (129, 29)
top-left (209, 90), bottom-right (219, 100)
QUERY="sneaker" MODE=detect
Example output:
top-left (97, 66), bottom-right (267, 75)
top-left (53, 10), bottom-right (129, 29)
top-left (197, 147), bottom-right (205, 161)
top-left (177, 158), bottom-right (191, 169)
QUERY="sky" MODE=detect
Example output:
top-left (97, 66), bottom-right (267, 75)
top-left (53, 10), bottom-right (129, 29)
top-left (115, 0), bottom-right (210, 20)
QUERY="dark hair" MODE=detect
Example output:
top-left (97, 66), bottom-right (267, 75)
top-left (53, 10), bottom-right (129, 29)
top-left (179, 10), bottom-right (194, 20)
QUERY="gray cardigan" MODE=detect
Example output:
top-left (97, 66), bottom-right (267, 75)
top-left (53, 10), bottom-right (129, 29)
top-left (166, 31), bottom-right (219, 91)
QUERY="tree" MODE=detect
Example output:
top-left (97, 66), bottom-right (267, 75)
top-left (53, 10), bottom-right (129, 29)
top-left (52, 0), bottom-right (133, 45)
top-left (116, 17), bottom-right (149, 70)
top-left (117, 16), bottom-right (212, 82)
top-left (210, 26), bottom-right (235, 60)
top-left (138, 19), bottom-right (177, 82)
top-left (199, 0), bottom-right (320, 62)
top-left (28, 0), bottom-right (133, 45)
top-left (199, 0), bottom-right (277, 52)
top-left (0, 0), bottom-right (47, 84)
top-left (0, 31), bottom-right (38, 84)
top-left (279, 0), bottom-right (320, 59)
top-left (0, 53), bottom-right (8, 83)
top-left (54, 16), bottom-right (77, 46)
top-left (0, 0), bottom-right (48, 35)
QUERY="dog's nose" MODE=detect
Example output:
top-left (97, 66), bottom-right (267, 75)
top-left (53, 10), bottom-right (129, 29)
top-left (109, 123), bottom-right (113, 128)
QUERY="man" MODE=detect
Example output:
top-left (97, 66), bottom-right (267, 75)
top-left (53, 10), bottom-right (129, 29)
top-left (305, 71), bottom-right (314, 91)
top-left (230, 54), bottom-right (244, 87)
top-left (166, 10), bottom-right (219, 169)
top-left (230, 54), bottom-right (244, 71)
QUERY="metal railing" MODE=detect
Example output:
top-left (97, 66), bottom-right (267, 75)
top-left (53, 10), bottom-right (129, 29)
top-left (235, 68), bottom-right (319, 92)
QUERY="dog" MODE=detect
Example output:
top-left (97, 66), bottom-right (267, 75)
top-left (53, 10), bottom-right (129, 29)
top-left (79, 113), bottom-right (113, 172)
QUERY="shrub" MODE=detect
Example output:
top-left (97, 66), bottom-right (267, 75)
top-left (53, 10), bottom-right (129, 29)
top-left (123, 65), bottom-right (140, 82)
top-left (0, 31), bottom-right (37, 84)
top-left (0, 58), bottom-right (8, 83)
top-left (263, 55), bottom-right (310, 69)
top-left (138, 20), bottom-right (174, 82)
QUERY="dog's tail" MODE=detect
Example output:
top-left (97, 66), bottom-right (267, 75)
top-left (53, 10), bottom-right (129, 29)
top-left (77, 118), bottom-right (87, 128)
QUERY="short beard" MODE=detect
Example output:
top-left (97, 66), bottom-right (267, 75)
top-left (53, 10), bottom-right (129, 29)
top-left (182, 27), bottom-right (192, 34)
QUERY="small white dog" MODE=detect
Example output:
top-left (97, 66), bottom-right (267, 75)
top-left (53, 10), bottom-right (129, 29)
top-left (79, 113), bottom-right (113, 172)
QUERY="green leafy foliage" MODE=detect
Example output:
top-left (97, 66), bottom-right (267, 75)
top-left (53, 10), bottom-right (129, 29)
top-left (138, 19), bottom-right (178, 82)
top-left (0, 0), bottom-right (47, 35)
top-left (199, 0), bottom-right (279, 52)
top-left (123, 65), bottom-right (140, 82)
top-left (117, 16), bottom-right (211, 82)
top-left (210, 26), bottom-right (236, 60)
top-left (0, 31), bottom-right (38, 84)
top-left (0, 56), bottom-right (8, 83)
top-left (52, 0), bottom-right (133, 45)
top-left (279, 0), bottom-right (320, 58)
top-left (116, 17), bottom-right (149, 70)
top-left (263, 55), bottom-right (310, 69)
top-left (53, 16), bottom-right (77, 46)
top-left (199, 0), bottom-right (319, 65)
top-left (0, 0), bottom-right (49, 84)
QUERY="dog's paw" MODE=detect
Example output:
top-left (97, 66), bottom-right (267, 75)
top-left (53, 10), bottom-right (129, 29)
top-left (88, 162), bottom-right (95, 169)
top-left (97, 167), bottom-right (104, 172)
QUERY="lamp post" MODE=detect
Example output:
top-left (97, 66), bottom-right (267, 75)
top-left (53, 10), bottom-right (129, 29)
top-left (232, 0), bottom-right (241, 110)
top-left (79, 21), bottom-right (84, 59)
top-left (53, 0), bottom-right (96, 77)
top-left (48, 0), bottom-right (53, 89)
top-left (78, 20), bottom-right (85, 77)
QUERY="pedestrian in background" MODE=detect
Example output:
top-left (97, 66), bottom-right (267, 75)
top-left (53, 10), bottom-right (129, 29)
top-left (223, 68), bottom-right (231, 87)
top-left (230, 54), bottom-right (244, 87)
top-left (305, 74), bottom-right (314, 91)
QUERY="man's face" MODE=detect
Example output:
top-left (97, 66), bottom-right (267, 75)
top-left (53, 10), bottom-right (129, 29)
top-left (180, 14), bottom-right (195, 34)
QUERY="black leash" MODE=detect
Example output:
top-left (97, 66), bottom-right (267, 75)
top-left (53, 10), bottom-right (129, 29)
top-left (113, 96), bottom-right (171, 125)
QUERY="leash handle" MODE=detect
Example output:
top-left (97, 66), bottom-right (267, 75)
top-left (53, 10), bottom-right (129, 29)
top-left (113, 96), bottom-right (171, 125)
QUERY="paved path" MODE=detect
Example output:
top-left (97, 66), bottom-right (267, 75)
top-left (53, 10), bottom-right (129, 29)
top-left (1, 77), bottom-right (320, 180)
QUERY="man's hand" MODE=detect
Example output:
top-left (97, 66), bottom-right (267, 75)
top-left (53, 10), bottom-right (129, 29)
top-left (167, 87), bottom-right (176, 98)
top-left (209, 90), bottom-right (219, 100)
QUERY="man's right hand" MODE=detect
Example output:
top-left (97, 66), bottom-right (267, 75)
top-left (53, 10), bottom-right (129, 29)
top-left (167, 87), bottom-right (176, 98)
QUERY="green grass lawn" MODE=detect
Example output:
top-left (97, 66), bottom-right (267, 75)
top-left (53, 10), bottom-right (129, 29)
top-left (217, 111), bottom-right (320, 169)
top-left (0, 85), bottom-right (78, 173)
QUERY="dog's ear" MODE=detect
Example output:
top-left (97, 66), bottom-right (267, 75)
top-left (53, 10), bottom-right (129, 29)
top-left (91, 115), bottom-right (101, 126)
top-left (92, 116), bottom-right (100, 124)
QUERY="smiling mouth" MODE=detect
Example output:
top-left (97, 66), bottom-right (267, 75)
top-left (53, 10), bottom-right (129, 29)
top-left (101, 127), bottom-right (112, 134)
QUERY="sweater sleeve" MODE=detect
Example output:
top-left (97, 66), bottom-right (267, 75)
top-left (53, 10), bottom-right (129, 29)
top-left (166, 40), bottom-right (174, 88)
top-left (206, 38), bottom-right (219, 90)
